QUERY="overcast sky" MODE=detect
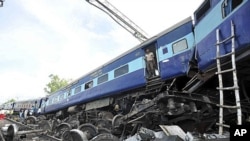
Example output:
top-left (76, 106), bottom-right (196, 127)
top-left (0, 0), bottom-right (203, 104)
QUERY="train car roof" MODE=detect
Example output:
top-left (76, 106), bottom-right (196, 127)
top-left (14, 98), bottom-right (43, 103)
top-left (48, 16), bottom-right (193, 96)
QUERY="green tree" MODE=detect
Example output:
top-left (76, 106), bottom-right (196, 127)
top-left (4, 98), bottom-right (15, 104)
top-left (44, 74), bottom-right (71, 95)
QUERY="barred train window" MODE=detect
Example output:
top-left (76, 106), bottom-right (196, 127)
top-left (74, 86), bottom-right (81, 94)
top-left (59, 94), bottom-right (64, 101)
top-left (172, 39), bottom-right (188, 54)
top-left (98, 74), bottom-right (108, 84)
top-left (196, 0), bottom-right (210, 21)
top-left (85, 81), bottom-right (93, 90)
top-left (222, 0), bottom-right (243, 18)
top-left (48, 99), bottom-right (52, 105)
top-left (53, 98), bottom-right (56, 103)
top-left (114, 65), bottom-right (129, 78)
top-left (67, 89), bottom-right (71, 96)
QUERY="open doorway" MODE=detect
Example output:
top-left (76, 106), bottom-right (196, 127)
top-left (143, 43), bottom-right (159, 78)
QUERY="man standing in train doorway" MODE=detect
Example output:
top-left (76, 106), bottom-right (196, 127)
top-left (145, 49), bottom-right (156, 78)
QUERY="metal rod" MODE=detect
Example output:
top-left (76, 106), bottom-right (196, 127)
top-left (17, 129), bottom-right (44, 135)
top-left (231, 21), bottom-right (242, 125)
top-left (216, 28), bottom-right (224, 135)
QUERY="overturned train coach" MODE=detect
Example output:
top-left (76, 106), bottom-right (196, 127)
top-left (0, 99), bottom-right (43, 116)
top-left (3, 0), bottom-right (250, 139)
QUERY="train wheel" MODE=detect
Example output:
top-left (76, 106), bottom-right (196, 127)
top-left (55, 123), bottom-right (72, 138)
top-left (7, 124), bottom-right (18, 141)
top-left (64, 129), bottom-right (88, 141)
top-left (61, 130), bottom-right (73, 141)
top-left (24, 116), bottom-right (37, 125)
top-left (78, 123), bottom-right (98, 140)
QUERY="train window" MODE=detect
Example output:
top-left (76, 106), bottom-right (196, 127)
top-left (52, 97), bottom-right (56, 103)
top-left (42, 100), bottom-right (46, 107)
top-left (114, 65), bottom-right (129, 78)
top-left (48, 99), bottom-right (52, 105)
top-left (162, 47), bottom-right (168, 54)
top-left (59, 94), bottom-right (64, 101)
top-left (232, 0), bottom-right (243, 10)
top-left (196, 0), bottom-right (211, 21)
top-left (64, 92), bottom-right (67, 98)
top-left (67, 89), bottom-right (71, 96)
top-left (74, 86), bottom-right (81, 94)
top-left (222, 0), bottom-right (243, 18)
top-left (172, 39), bottom-right (188, 54)
top-left (97, 74), bottom-right (108, 84)
top-left (85, 81), bottom-right (93, 90)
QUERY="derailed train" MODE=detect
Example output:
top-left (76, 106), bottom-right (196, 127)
top-left (2, 0), bottom-right (250, 140)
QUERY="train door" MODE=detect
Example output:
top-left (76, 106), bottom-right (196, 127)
top-left (12, 103), bottom-right (15, 110)
top-left (143, 42), bottom-right (160, 78)
top-left (40, 98), bottom-right (48, 114)
top-left (38, 99), bottom-right (43, 108)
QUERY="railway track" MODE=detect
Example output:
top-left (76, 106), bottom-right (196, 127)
top-left (0, 117), bottom-right (61, 141)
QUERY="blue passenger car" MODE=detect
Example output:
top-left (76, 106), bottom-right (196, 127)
top-left (13, 98), bottom-right (43, 115)
top-left (42, 46), bottom-right (146, 114)
top-left (41, 17), bottom-right (196, 114)
top-left (194, 0), bottom-right (250, 71)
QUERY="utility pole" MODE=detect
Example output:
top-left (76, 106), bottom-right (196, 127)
top-left (86, 0), bottom-right (149, 42)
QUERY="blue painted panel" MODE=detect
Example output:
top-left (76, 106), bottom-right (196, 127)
top-left (159, 49), bottom-right (193, 80)
top-left (129, 57), bottom-right (144, 72)
top-left (158, 33), bottom-right (194, 61)
top-left (156, 20), bottom-right (194, 80)
top-left (78, 69), bottom-right (145, 101)
top-left (194, 1), bottom-right (223, 44)
top-left (43, 69), bottom-right (146, 114)
top-left (196, 0), bottom-right (250, 71)
top-left (42, 98), bottom-right (68, 114)
top-left (93, 79), bottom-right (97, 87)
top-left (42, 49), bottom-right (145, 114)
top-left (79, 48), bottom-right (144, 83)
top-left (194, 0), bottom-right (221, 25)
top-left (103, 48), bottom-right (144, 73)
top-left (157, 21), bottom-right (193, 49)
